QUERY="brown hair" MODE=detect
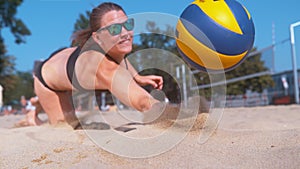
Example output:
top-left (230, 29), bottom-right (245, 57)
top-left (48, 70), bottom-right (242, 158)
top-left (71, 2), bottom-right (125, 48)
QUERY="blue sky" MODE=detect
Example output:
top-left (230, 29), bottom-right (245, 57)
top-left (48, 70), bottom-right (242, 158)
top-left (2, 0), bottom-right (300, 72)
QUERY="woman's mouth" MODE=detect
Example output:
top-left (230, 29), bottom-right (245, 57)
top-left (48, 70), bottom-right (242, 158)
top-left (118, 38), bottom-right (131, 45)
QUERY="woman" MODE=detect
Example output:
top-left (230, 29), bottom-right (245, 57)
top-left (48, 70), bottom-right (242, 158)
top-left (33, 2), bottom-right (164, 128)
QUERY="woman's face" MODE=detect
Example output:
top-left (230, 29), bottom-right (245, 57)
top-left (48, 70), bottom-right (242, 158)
top-left (96, 10), bottom-right (133, 60)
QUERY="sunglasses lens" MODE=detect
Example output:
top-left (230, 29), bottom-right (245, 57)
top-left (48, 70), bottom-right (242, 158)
top-left (107, 24), bottom-right (122, 36)
top-left (124, 18), bottom-right (134, 31)
top-left (103, 18), bottom-right (134, 36)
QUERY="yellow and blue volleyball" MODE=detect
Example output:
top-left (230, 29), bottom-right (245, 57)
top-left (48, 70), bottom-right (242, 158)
top-left (176, 0), bottom-right (255, 72)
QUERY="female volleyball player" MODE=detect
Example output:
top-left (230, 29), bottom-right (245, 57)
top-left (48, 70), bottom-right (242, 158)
top-left (32, 2), bottom-right (164, 128)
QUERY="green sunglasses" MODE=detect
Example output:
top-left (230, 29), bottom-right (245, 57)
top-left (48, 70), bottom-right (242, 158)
top-left (98, 18), bottom-right (134, 36)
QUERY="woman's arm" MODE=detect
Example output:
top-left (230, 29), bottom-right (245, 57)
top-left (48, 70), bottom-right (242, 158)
top-left (120, 59), bottom-right (163, 89)
top-left (97, 57), bottom-right (159, 112)
top-left (120, 58), bottom-right (138, 77)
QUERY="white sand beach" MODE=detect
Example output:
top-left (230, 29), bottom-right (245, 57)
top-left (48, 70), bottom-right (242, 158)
top-left (0, 105), bottom-right (300, 169)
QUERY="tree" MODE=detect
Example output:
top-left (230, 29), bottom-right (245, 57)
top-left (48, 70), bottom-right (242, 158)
top-left (0, 0), bottom-right (31, 104)
top-left (0, 39), bottom-right (18, 104)
top-left (0, 39), bottom-right (15, 76)
top-left (194, 48), bottom-right (274, 97)
top-left (71, 11), bottom-right (90, 47)
top-left (5, 71), bottom-right (34, 103)
top-left (129, 22), bottom-right (183, 103)
top-left (225, 49), bottom-right (274, 95)
top-left (73, 11), bottom-right (90, 32)
top-left (0, 0), bottom-right (31, 44)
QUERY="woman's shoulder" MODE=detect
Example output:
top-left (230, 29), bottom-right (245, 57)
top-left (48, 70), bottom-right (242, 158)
top-left (80, 50), bottom-right (105, 57)
top-left (80, 43), bottom-right (106, 55)
top-left (77, 48), bottom-right (107, 66)
top-left (80, 47), bottom-right (106, 58)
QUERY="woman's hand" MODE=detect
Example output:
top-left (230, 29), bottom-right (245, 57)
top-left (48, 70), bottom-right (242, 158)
top-left (134, 74), bottom-right (163, 90)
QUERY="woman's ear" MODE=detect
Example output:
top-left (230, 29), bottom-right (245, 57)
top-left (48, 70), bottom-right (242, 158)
top-left (92, 32), bottom-right (102, 44)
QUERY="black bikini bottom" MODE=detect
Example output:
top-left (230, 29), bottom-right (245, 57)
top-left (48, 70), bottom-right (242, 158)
top-left (34, 47), bottom-right (85, 92)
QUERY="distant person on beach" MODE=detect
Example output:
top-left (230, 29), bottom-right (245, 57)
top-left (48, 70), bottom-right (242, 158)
top-left (16, 96), bottom-right (43, 126)
top-left (20, 95), bottom-right (28, 114)
top-left (32, 2), bottom-right (164, 129)
top-left (0, 84), bottom-right (3, 113)
top-left (0, 85), bottom-right (3, 107)
top-left (26, 96), bottom-right (43, 126)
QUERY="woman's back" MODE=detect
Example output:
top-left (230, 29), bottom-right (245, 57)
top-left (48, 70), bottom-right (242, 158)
top-left (41, 47), bottom-right (78, 91)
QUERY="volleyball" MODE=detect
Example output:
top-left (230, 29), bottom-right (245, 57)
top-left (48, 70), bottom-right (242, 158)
top-left (176, 0), bottom-right (255, 72)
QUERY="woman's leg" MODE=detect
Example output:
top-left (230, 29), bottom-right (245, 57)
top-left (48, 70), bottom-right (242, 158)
top-left (34, 77), bottom-right (79, 128)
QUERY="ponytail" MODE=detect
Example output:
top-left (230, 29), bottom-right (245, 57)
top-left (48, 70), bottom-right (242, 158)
top-left (71, 27), bottom-right (93, 48)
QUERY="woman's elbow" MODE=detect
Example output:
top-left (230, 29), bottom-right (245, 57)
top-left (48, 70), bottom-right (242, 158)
top-left (131, 95), bottom-right (154, 112)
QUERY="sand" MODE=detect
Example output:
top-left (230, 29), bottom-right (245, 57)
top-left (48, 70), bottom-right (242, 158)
top-left (0, 105), bottom-right (300, 169)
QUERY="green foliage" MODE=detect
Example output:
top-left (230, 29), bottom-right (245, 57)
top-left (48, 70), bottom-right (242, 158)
top-left (71, 11), bottom-right (90, 47)
top-left (129, 22), bottom-right (183, 103)
top-left (1, 71), bottom-right (34, 105)
top-left (0, 0), bottom-right (32, 105)
top-left (0, 42), bottom-right (34, 104)
top-left (4, 71), bottom-right (34, 104)
top-left (131, 22), bottom-right (179, 66)
top-left (0, 38), bottom-right (18, 104)
top-left (193, 49), bottom-right (275, 97)
top-left (0, 40), bottom-right (15, 75)
top-left (0, 0), bottom-right (31, 43)
top-left (73, 11), bottom-right (90, 32)
top-left (137, 21), bottom-right (176, 50)
top-left (225, 51), bottom-right (274, 95)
